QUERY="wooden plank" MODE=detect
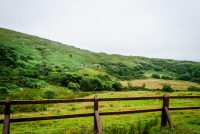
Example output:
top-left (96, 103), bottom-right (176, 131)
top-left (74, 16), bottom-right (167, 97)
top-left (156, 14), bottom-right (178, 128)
top-left (95, 111), bottom-right (102, 134)
top-left (8, 96), bottom-right (200, 105)
top-left (161, 93), bottom-right (169, 127)
top-left (94, 95), bottom-right (98, 134)
top-left (169, 106), bottom-right (200, 110)
top-left (0, 106), bottom-right (199, 124)
top-left (11, 98), bottom-right (94, 105)
top-left (6, 113), bottom-right (94, 123)
top-left (0, 101), bottom-right (5, 105)
top-left (170, 96), bottom-right (200, 99)
top-left (0, 109), bottom-right (162, 124)
top-left (5, 98), bottom-right (11, 116)
top-left (2, 98), bottom-right (11, 134)
top-left (164, 106), bottom-right (173, 128)
top-left (99, 108), bottom-right (162, 116)
top-left (2, 115), bottom-right (10, 134)
top-left (98, 96), bottom-right (162, 101)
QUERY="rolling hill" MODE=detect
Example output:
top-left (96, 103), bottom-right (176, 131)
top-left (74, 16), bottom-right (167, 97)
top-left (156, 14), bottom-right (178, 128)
top-left (0, 27), bottom-right (200, 92)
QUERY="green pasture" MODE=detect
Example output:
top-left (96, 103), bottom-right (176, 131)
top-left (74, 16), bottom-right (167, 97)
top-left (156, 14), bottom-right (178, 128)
top-left (0, 91), bottom-right (199, 134)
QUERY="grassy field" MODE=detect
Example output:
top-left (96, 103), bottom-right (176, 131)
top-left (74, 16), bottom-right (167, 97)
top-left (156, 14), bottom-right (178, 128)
top-left (0, 91), bottom-right (200, 134)
top-left (121, 79), bottom-right (200, 90)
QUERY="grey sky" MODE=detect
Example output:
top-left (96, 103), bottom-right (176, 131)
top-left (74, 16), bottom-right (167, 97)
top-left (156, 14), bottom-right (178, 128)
top-left (0, 0), bottom-right (200, 62)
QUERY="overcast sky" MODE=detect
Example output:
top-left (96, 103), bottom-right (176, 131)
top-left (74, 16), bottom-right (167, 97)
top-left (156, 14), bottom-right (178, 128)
top-left (0, 0), bottom-right (200, 62)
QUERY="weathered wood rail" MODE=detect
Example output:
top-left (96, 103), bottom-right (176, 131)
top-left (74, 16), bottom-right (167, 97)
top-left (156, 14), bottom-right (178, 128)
top-left (0, 94), bottom-right (200, 134)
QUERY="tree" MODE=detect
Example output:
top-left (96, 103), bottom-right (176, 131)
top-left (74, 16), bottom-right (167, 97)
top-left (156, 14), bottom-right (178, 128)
top-left (162, 84), bottom-right (174, 92)
top-left (178, 73), bottom-right (191, 81)
top-left (152, 73), bottom-right (160, 79)
top-left (80, 77), bottom-right (103, 91)
top-left (68, 82), bottom-right (80, 94)
top-left (112, 82), bottom-right (123, 91)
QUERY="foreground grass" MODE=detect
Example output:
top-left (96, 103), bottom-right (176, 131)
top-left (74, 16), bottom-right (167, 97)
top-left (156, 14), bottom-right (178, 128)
top-left (0, 91), bottom-right (200, 133)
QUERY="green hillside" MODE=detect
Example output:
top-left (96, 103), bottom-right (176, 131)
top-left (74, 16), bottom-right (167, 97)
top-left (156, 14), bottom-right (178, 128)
top-left (1, 27), bottom-right (200, 93)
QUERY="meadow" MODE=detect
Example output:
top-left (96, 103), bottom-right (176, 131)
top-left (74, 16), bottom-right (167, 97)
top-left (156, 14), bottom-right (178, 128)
top-left (121, 79), bottom-right (200, 90)
top-left (0, 90), bottom-right (200, 134)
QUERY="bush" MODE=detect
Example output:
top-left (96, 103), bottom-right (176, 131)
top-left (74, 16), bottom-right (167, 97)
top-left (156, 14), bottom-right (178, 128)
top-left (162, 75), bottom-right (171, 80)
top-left (102, 82), bottom-right (113, 91)
top-left (80, 77), bottom-right (103, 91)
top-left (187, 86), bottom-right (200, 92)
top-left (112, 82), bottom-right (123, 91)
top-left (178, 73), bottom-right (191, 81)
top-left (43, 89), bottom-right (56, 99)
top-left (162, 84), bottom-right (174, 92)
top-left (152, 73), bottom-right (160, 79)
top-left (68, 82), bottom-right (80, 94)
top-left (0, 87), bottom-right (8, 94)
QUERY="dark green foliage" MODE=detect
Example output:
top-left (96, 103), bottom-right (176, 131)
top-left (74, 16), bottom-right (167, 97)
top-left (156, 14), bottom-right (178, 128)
top-left (162, 84), bottom-right (174, 92)
top-left (0, 87), bottom-right (8, 94)
top-left (69, 53), bottom-right (72, 58)
top-left (60, 73), bottom-right (83, 87)
top-left (96, 74), bottom-right (112, 81)
top-left (2, 83), bottom-right (19, 90)
top-left (101, 62), bottom-right (146, 80)
top-left (46, 72), bottom-right (61, 84)
top-left (17, 78), bottom-right (47, 88)
top-left (102, 81), bottom-right (113, 91)
top-left (80, 77), bottom-right (103, 91)
top-left (178, 72), bottom-right (191, 80)
top-left (112, 81), bottom-right (123, 91)
top-left (68, 82), bottom-right (80, 94)
top-left (152, 73), bottom-right (160, 79)
top-left (0, 44), bottom-right (17, 67)
top-left (187, 86), bottom-right (200, 92)
top-left (153, 66), bottom-right (163, 71)
top-left (43, 89), bottom-right (56, 99)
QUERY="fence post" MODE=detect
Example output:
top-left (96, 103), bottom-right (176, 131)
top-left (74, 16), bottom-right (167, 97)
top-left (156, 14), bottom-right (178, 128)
top-left (2, 97), bottom-right (11, 134)
top-left (94, 95), bottom-right (98, 134)
top-left (161, 93), bottom-right (169, 127)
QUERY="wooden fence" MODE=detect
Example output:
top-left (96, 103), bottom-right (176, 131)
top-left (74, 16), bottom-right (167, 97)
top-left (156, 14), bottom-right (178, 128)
top-left (0, 94), bottom-right (200, 134)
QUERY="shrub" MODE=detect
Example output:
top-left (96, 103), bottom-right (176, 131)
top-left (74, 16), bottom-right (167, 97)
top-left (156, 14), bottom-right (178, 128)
top-left (162, 75), bottom-right (171, 80)
top-left (112, 82), bottom-right (123, 91)
top-left (152, 73), bottom-right (160, 79)
top-left (68, 82), bottom-right (80, 94)
top-left (43, 89), bottom-right (56, 99)
top-left (162, 84), bottom-right (174, 92)
top-left (187, 86), bottom-right (200, 92)
top-left (178, 73), bottom-right (191, 81)
top-left (102, 82), bottom-right (113, 91)
top-left (0, 87), bottom-right (8, 94)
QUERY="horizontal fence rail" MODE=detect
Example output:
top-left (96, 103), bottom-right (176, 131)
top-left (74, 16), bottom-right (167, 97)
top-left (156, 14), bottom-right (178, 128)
top-left (1, 94), bottom-right (200, 134)
top-left (0, 96), bottom-right (200, 105)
